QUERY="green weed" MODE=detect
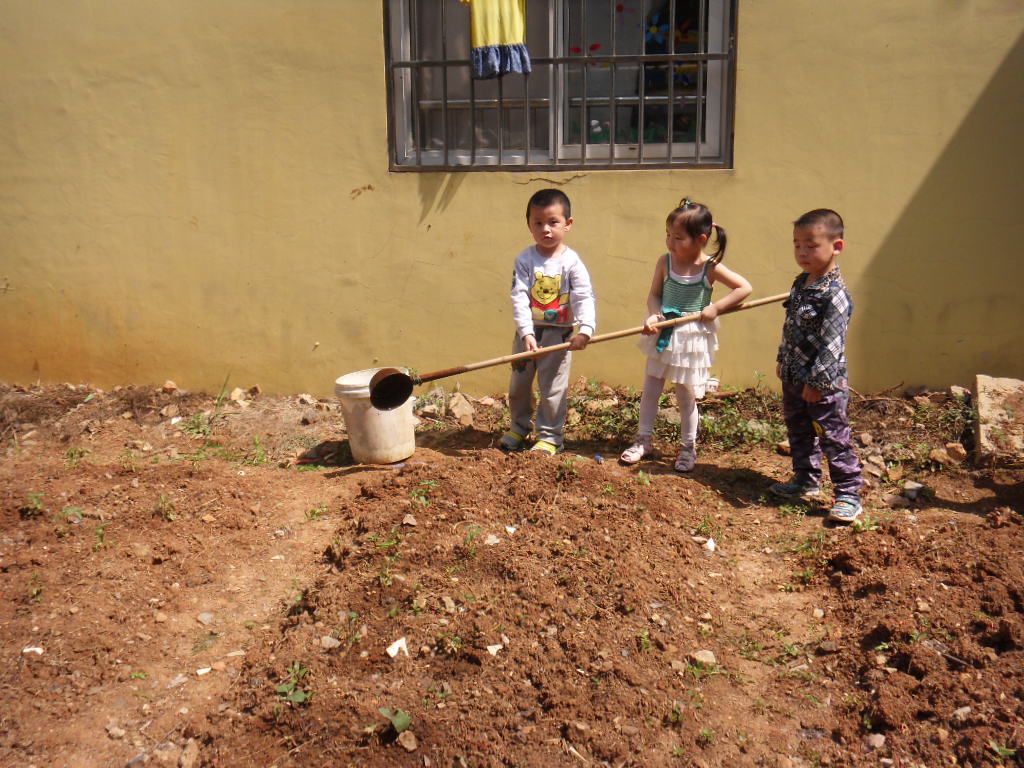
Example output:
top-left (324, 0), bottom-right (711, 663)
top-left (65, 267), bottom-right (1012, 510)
top-left (22, 492), bottom-right (46, 517)
top-left (379, 707), bottom-right (412, 733)
top-left (275, 661), bottom-right (312, 705)
top-left (410, 479), bottom-right (439, 507)
top-left (64, 447), bottom-right (90, 468)
top-left (245, 437), bottom-right (269, 465)
top-left (28, 572), bottom-right (43, 602)
top-left (305, 504), bottom-right (327, 521)
top-left (154, 494), bottom-right (176, 522)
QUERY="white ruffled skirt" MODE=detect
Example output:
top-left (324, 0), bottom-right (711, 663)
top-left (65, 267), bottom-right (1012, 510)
top-left (636, 318), bottom-right (719, 397)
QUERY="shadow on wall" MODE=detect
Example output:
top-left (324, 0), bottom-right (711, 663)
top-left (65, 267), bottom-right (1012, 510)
top-left (418, 173), bottom-right (466, 224)
top-left (851, 32), bottom-right (1024, 391)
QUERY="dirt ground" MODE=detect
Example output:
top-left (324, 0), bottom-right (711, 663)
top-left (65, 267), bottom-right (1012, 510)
top-left (1, 379), bottom-right (1021, 768)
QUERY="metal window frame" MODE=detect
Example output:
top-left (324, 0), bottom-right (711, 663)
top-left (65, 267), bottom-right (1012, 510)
top-left (383, 0), bottom-right (737, 172)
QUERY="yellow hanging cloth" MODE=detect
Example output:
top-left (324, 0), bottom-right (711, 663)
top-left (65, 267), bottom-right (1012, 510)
top-left (460, 0), bottom-right (532, 79)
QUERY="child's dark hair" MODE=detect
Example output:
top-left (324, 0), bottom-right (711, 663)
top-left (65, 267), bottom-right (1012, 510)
top-left (526, 188), bottom-right (572, 220)
top-left (666, 197), bottom-right (727, 263)
top-left (794, 209), bottom-right (844, 239)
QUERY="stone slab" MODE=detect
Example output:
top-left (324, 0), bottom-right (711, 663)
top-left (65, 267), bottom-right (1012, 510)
top-left (974, 374), bottom-right (1024, 465)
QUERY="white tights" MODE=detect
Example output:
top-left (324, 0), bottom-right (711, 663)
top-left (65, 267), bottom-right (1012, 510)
top-left (636, 375), bottom-right (698, 447)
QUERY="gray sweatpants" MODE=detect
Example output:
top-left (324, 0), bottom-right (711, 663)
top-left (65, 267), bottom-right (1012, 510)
top-left (507, 326), bottom-right (573, 446)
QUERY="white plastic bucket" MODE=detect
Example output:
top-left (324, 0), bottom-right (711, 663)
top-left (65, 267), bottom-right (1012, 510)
top-left (335, 368), bottom-right (416, 464)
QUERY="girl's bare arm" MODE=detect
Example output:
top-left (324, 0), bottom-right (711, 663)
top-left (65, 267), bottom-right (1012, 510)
top-left (701, 263), bottom-right (753, 321)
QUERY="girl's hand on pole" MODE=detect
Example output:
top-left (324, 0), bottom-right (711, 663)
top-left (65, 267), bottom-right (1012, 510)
top-left (568, 332), bottom-right (590, 351)
top-left (700, 304), bottom-right (719, 323)
top-left (642, 314), bottom-right (662, 335)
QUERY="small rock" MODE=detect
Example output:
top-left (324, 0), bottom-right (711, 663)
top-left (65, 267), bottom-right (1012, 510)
top-left (162, 380), bottom-right (178, 393)
top-left (864, 733), bottom-right (886, 750)
top-left (228, 387), bottom-right (247, 403)
top-left (859, 432), bottom-right (874, 446)
top-left (688, 650), bottom-right (717, 666)
top-left (441, 596), bottom-right (456, 614)
top-left (949, 385), bottom-right (970, 400)
top-left (196, 612), bottom-right (214, 626)
top-left (812, 608), bottom-right (825, 619)
top-left (903, 480), bottom-right (925, 500)
top-left (402, 514), bottom-right (418, 526)
top-left (320, 636), bottom-right (342, 650)
top-left (945, 442), bottom-right (967, 463)
top-left (936, 727), bottom-right (948, 742)
top-left (916, 599), bottom-right (930, 612)
top-left (180, 739), bottom-right (200, 768)
top-left (154, 612), bottom-right (168, 623)
top-left (448, 393), bottom-right (475, 426)
top-left (928, 447), bottom-right (952, 466)
top-left (952, 705), bottom-right (971, 722)
top-left (619, 725), bottom-right (640, 736)
top-left (478, 397), bottom-right (496, 407)
top-left (106, 722), bottom-right (126, 739)
top-left (396, 730), bottom-right (418, 751)
top-left (817, 641), bottom-right (839, 654)
top-left (886, 463), bottom-right (905, 482)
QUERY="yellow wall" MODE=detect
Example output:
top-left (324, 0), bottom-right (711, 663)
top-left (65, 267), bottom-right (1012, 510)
top-left (1, 1), bottom-right (1022, 397)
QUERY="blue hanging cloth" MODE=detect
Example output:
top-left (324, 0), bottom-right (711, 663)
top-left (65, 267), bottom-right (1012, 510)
top-left (461, 0), bottom-right (532, 79)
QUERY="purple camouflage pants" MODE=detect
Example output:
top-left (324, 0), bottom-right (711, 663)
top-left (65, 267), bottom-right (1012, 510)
top-left (781, 380), bottom-right (863, 498)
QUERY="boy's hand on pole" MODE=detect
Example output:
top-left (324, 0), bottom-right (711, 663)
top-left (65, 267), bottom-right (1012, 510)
top-left (568, 333), bottom-right (590, 351)
top-left (522, 334), bottom-right (538, 352)
top-left (802, 384), bottom-right (823, 403)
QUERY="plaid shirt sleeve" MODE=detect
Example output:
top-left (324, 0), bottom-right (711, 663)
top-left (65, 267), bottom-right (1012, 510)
top-left (806, 284), bottom-right (851, 391)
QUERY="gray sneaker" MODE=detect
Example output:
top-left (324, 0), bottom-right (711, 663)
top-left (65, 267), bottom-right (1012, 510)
top-left (828, 496), bottom-right (863, 524)
top-left (768, 477), bottom-right (821, 499)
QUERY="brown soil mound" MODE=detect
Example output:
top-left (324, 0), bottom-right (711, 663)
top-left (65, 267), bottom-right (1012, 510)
top-left (1, 381), bottom-right (1021, 767)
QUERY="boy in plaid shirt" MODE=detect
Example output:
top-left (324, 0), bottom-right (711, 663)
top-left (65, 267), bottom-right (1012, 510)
top-left (769, 209), bottom-right (863, 523)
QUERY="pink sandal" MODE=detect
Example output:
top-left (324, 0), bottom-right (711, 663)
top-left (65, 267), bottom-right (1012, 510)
top-left (620, 438), bottom-right (652, 465)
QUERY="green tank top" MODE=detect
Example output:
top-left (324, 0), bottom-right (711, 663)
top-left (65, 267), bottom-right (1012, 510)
top-left (661, 254), bottom-right (713, 314)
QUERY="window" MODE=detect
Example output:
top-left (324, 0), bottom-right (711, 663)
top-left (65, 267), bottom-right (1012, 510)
top-left (384, 0), bottom-right (737, 171)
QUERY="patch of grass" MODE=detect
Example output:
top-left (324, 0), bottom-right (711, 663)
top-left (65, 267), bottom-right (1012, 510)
top-left (192, 631), bottom-right (218, 653)
top-left (21, 492), bottom-right (46, 517)
top-left (305, 504), bottom-right (327, 521)
top-left (636, 629), bottom-right (653, 652)
top-left (461, 524), bottom-right (482, 559)
top-left (28, 572), bottom-right (43, 602)
top-left (93, 523), bottom-right (109, 550)
top-left (697, 727), bottom-right (716, 747)
top-left (245, 437), bottom-right (269, 465)
top-left (64, 447), bottom-right (90, 468)
top-left (852, 512), bottom-right (881, 533)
